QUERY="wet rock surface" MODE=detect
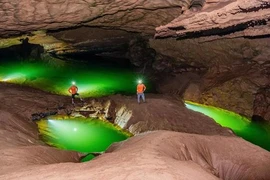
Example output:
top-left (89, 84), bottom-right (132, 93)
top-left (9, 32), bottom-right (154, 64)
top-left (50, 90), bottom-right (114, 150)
top-left (0, 1), bottom-right (270, 178)
top-left (0, 82), bottom-right (269, 179)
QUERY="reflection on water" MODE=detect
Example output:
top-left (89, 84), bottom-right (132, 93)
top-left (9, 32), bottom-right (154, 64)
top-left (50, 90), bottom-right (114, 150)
top-left (0, 60), bottom-right (151, 97)
top-left (185, 101), bottom-right (270, 151)
top-left (37, 116), bottom-right (133, 161)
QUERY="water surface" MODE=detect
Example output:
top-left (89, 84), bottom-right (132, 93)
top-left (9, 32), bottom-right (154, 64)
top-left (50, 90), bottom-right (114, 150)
top-left (37, 116), bottom-right (132, 161)
top-left (0, 59), bottom-right (151, 97)
top-left (185, 101), bottom-right (270, 151)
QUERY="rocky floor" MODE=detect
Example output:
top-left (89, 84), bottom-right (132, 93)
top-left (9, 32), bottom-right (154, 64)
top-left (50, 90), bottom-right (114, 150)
top-left (0, 82), bottom-right (269, 180)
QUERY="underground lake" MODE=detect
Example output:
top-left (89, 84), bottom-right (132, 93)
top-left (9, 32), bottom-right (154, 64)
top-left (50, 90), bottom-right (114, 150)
top-left (0, 59), bottom-right (151, 97)
top-left (37, 116), bottom-right (133, 162)
top-left (1, 59), bottom-right (269, 160)
top-left (185, 101), bottom-right (270, 151)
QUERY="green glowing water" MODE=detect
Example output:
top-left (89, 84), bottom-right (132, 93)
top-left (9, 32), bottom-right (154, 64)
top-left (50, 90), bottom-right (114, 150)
top-left (37, 116), bottom-right (132, 161)
top-left (0, 60), bottom-right (151, 97)
top-left (185, 101), bottom-right (270, 151)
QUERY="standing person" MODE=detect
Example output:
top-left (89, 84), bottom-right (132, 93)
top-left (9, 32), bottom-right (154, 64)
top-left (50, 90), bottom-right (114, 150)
top-left (137, 80), bottom-right (146, 104)
top-left (68, 81), bottom-right (83, 105)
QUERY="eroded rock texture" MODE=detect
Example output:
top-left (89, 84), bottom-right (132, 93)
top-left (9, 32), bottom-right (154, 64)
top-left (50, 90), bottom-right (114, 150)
top-left (155, 0), bottom-right (270, 39)
top-left (0, 0), bottom-right (269, 121)
top-left (0, 81), bottom-right (269, 179)
top-left (0, 1), bottom-right (270, 179)
top-left (2, 0), bottom-right (268, 38)
top-left (0, 0), bottom-right (188, 37)
top-left (150, 37), bottom-right (270, 120)
top-left (253, 87), bottom-right (270, 121)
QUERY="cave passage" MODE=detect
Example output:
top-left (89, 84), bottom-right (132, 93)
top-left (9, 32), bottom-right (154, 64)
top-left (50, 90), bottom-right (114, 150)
top-left (37, 116), bottom-right (132, 161)
top-left (0, 59), bottom-right (151, 97)
top-left (185, 101), bottom-right (270, 151)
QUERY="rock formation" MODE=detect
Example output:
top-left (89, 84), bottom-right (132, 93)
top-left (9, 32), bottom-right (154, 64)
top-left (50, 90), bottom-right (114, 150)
top-left (0, 1), bottom-right (270, 178)
top-left (0, 83), bottom-right (269, 179)
top-left (0, 0), bottom-right (269, 121)
top-left (155, 0), bottom-right (270, 39)
top-left (1, 130), bottom-right (270, 180)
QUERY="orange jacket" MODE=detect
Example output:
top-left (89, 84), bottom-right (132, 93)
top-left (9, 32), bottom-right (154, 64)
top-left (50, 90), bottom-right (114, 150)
top-left (68, 85), bottom-right (78, 94)
top-left (137, 84), bottom-right (146, 93)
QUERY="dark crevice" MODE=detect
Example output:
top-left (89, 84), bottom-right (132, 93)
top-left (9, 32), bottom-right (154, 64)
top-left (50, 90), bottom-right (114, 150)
top-left (176, 18), bottom-right (269, 40)
top-left (168, 26), bottom-right (186, 31)
top-left (189, 0), bottom-right (205, 9)
top-left (0, 38), bottom-right (44, 61)
top-left (47, 25), bottom-right (140, 35)
top-left (50, 50), bottom-right (133, 68)
top-left (244, 34), bottom-right (270, 39)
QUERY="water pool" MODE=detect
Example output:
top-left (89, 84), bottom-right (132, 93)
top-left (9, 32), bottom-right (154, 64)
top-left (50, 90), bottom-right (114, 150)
top-left (0, 60), bottom-right (151, 97)
top-left (185, 101), bottom-right (270, 151)
top-left (37, 116), bottom-right (133, 161)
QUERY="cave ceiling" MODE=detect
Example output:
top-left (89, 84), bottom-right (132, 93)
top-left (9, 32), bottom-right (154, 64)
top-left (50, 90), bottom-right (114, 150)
top-left (0, 0), bottom-right (269, 54)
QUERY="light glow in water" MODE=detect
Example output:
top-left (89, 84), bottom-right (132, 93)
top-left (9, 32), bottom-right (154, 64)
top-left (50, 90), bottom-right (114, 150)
top-left (37, 116), bottom-right (133, 161)
top-left (185, 101), bottom-right (270, 151)
top-left (0, 60), bottom-right (152, 97)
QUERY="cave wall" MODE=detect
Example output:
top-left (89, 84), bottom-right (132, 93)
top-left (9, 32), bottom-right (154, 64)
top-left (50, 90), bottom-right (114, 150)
top-left (150, 37), bottom-right (270, 120)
